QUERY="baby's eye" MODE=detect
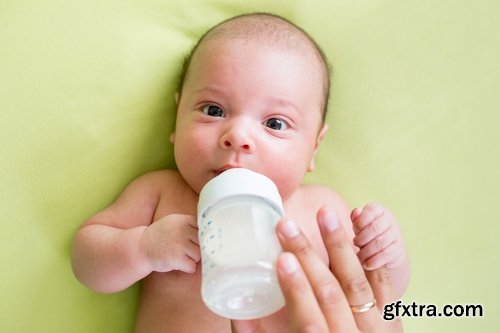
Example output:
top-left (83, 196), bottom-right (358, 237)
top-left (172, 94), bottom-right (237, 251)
top-left (202, 105), bottom-right (225, 117)
top-left (263, 118), bottom-right (289, 131)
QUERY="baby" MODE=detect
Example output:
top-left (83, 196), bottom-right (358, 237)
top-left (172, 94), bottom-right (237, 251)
top-left (71, 13), bottom-right (410, 332)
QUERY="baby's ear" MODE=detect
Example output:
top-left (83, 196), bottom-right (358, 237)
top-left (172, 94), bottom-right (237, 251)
top-left (307, 123), bottom-right (329, 172)
top-left (316, 123), bottom-right (329, 147)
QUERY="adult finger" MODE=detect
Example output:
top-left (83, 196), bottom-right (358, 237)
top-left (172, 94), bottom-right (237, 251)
top-left (276, 252), bottom-right (329, 332)
top-left (317, 208), bottom-right (380, 331)
top-left (231, 319), bottom-right (266, 333)
top-left (276, 220), bottom-right (357, 332)
top-left (365, 268), bottom-right (404, 331)
top-left (364, 267), bottom-right (395, 309)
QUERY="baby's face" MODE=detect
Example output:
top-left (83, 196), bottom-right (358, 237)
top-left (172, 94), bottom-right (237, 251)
top-left (173, 37), bottom-right (326, 199)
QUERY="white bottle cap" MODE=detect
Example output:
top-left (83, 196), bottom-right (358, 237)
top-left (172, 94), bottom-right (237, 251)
top-left (197, 168), bottom-right (284, 219)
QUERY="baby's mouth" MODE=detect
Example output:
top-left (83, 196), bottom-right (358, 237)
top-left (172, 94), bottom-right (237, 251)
top-left (213, 165), bottom-right (240, 177)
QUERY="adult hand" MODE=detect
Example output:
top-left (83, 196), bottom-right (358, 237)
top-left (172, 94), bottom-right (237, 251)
top-left (231, 208), bottom-right (403, 333)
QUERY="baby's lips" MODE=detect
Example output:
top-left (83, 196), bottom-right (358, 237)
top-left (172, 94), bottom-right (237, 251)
top-left (213, 164), bottom-right (242, 177)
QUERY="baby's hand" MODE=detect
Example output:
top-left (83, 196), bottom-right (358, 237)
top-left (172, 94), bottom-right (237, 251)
top-left (140, 214), bottom-right (200, 274)
top-left (351, 203), bottom-right (405, 270)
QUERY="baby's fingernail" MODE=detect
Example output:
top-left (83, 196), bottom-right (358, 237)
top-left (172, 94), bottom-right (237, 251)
top-left (279, 252), bottom-right (299, 274)
top-left (319, 210), bottom-right (339, 231)
top-left (281, 219), bottom-right (300, 238)
top-left (351, 207), bottom-right (362, 221)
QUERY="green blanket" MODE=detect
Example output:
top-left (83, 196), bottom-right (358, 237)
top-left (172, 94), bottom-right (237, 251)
top-left (1, 0), bottom-right (498, 332)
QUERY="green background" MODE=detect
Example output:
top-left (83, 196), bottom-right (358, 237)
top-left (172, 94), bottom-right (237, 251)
top-left (1, 0), bottom-right (498, 332)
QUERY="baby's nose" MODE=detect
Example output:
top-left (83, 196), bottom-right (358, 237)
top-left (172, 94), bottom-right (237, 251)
top-left (219, 126), bottom-right (255, 153)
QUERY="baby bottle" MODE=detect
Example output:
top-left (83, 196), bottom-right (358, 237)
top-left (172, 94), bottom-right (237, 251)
top-left (197, 168), bottom-right (285, 320)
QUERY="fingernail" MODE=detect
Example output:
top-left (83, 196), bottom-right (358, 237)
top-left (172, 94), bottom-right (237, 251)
top-left (279, 252), bottom-right (299, 274)
top-left (351, 207), bottom-right (362, 222)
top-left (319, 210), bottom-right (339, 231)
top-left (281, 219), bottom-right (300, 238)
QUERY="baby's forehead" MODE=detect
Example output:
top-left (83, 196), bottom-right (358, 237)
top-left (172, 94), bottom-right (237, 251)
top-left (195, 29), bottom-right (325, 83)
top-left (200, 16), bottom-right (319, 59)
top-left (198, 36), bottom-right (315, 64)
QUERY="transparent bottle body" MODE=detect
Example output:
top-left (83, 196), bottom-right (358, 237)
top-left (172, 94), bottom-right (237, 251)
top-left (199, 195), bottom-right (285, 319)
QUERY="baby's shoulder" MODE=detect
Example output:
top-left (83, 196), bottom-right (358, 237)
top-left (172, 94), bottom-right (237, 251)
top-left (121, 169), bottom-right (190, 199)
top-left (126, 169), bottom-right (196, 214)
top-left (296, 184), bottom-right (353, 230)
top-left (298, 184), bottom-right (349, 210)
top-left (128, 169), bottom-right (185, 189)
top-left (134, 169), bottom-right (183, 183)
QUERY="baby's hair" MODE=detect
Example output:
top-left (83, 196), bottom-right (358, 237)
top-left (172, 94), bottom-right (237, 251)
top-left (177, 12), bottom-right (331, 122)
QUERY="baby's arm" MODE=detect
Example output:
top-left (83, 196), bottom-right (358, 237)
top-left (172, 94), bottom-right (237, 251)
top-left (351, 203), bottom-right (410, 298)
top-left (71, 171), bottom-right (200, 293)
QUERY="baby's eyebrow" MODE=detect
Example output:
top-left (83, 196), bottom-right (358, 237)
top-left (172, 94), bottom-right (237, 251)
top-left (184, 86), bottom-right (229, 106)
top-left (267, 97), bottom-right (300, 113)
top-left (190, 85), bottom-right (227, 97)
top-left (194, 85), bottom-right (223, 93)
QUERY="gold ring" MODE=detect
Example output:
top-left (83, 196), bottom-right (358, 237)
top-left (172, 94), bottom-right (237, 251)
top-left (350, 299), bottom-right (377, 313)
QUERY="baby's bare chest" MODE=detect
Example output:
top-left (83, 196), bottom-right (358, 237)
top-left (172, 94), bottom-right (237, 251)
top-left (136, 186), bottom-right (326, 332)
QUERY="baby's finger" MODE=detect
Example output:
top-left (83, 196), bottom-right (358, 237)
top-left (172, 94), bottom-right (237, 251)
top-left (356, 229), bottom-right (397, 263)
top-left (352, 203), bottom-right (385, 233)
top-left (362, 242), bottom-right (401, 270)
top-left (353, 215), bottom-right (391, 247)
top-left (350, 207), bottom-right (363, 222)
top-left (180, 215), bottom-right (199, 245)
top-left (185, 241), bottom-right (201, 263)
top-left (187, 216), bottom-right (198, 229)
top-left (176, 255), bottom-right (197, 273)
top-left (189, 229), bottom-right (200, 246)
